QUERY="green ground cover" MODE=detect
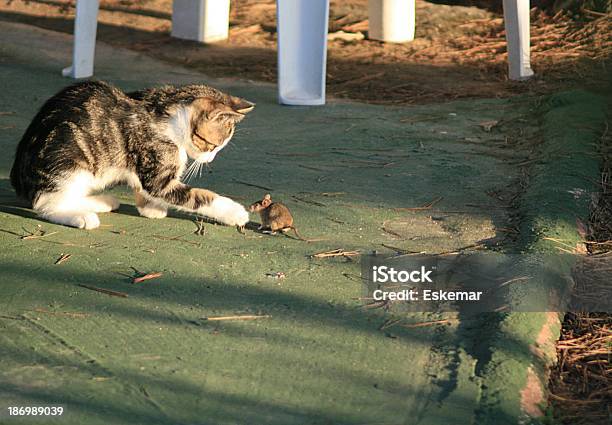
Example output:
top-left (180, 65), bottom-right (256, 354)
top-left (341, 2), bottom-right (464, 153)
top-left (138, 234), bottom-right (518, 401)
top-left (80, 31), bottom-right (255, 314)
top-left (0, 21), bottom-right (607, 425)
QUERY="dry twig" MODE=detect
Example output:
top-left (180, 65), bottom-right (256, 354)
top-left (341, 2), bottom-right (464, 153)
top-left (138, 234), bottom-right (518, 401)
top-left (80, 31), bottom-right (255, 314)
top-left (231, 179), bottom-right (273, 191)
top-left (310, 248), bottom-right (360, 258)
top-left (54, 253), bottom-right (72, 265)
top-left (77, 284), bottom-right (128, 298)
top-left (393, 196), bottom-right (443, 212)
top-left (399, 319), bottom-right (457, 329)
top-left (21, 229), bottom-right (58, 240)
top-left (132, 272), bottom-right (163, 284)
top-left (30, 308), bottom-right (88, 318)
top-left (203, 315), bottom-right (270, 321)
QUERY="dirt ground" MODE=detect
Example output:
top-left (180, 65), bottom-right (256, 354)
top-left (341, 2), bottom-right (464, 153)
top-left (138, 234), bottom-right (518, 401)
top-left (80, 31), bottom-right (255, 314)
top-left (548, 96), bottom-right (612, 425)
top-left (0, 0), bottom-right (610, 105)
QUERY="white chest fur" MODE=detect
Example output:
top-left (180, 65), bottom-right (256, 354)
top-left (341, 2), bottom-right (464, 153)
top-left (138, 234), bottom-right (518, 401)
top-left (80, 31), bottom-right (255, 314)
top-left (177, 146), bottom-right (188, 177)
top-left (164, 105), bottom-right (192, 147)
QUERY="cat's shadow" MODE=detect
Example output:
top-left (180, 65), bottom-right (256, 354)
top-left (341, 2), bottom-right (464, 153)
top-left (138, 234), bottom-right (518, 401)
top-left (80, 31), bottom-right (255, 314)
top-left (0, 180), bottom-right (38, 221)
top-left (0, 180), bottom-right (258, 229)
top-left (0, 199), bottom-right (224, 227)
top-left (0, 202), bottom-right (39, 221)
top-left (0, 200), bottom-right (258, 231)
top-left (113, 203), bottom-right (143, 218)
top-left (115, 203), bottom-right (257, 229)
top-left (0, 181), bottom-right (156, 225)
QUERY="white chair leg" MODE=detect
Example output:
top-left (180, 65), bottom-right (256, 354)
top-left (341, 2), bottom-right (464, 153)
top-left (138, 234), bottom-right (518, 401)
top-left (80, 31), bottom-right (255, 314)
top-left (276, 0), bottom-right (330, 105)
top-left (503, 0), bottom-right (534, 80)
top-left (368, 0), bottom-right (415, 43)
top-left (62, 0), bottom-right (100, 79)
top-left (172, 0), bottom-right (230, 43)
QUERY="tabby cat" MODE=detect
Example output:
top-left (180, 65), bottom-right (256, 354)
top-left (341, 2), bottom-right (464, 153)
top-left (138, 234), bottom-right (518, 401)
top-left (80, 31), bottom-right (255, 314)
top-left (10, 81), bottom-right (254, 229)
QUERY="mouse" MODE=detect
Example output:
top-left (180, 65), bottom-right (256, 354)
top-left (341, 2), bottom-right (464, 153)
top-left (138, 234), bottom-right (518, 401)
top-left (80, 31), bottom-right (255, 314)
top-left (248, 194), bottom-right (310, 241)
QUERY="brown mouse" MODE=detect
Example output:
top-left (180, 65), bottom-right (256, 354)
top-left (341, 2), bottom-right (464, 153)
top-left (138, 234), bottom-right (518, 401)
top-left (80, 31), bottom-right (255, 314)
top-left (248, 194), bottom-right (310, 241)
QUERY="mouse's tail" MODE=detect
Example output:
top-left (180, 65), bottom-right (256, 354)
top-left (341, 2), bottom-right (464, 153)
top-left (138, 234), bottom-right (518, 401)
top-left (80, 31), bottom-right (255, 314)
top-left (289, 226), bottom-right (310, 242)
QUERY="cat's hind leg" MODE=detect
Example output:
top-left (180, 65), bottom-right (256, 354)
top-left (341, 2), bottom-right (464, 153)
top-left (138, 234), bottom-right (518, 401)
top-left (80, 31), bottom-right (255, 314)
top-left (40, 210), bottom-right (101, 229)
top-left (34, 193), bottom-right (101, 229)
top-left (34, 192), bottom-right (100, 229)
top-left (32, 171), bottom-right (102, 229)
top-left (83, 195), bottom-right (120, 212)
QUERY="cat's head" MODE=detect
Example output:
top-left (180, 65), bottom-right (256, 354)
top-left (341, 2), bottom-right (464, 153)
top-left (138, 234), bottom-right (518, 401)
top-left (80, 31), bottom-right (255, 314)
top-left (165, 92), bottom-right (254, 163)
top-left (188, 96), bottom-right (254, 163)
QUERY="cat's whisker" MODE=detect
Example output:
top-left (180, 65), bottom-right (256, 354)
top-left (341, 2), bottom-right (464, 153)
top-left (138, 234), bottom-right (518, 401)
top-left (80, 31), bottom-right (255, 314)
top-left (189, 161), bottom-right (202, 182)
top-left (182, 162), bottom-right (193, 181)
top-left (183, 160), bottom-right (198, 182)
top-left (189, 164), bottom-right (199, 181)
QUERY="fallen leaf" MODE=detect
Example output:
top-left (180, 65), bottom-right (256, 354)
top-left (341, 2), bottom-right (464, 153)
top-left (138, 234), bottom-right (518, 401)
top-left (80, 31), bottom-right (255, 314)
top-left (479, 120), bottom-right (499, 132)
top-left (327, 30), bottom-right (365, 42)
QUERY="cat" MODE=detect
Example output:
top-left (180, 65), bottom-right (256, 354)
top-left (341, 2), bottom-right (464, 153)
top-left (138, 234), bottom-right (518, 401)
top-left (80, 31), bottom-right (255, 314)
top-left (10, 80), bottom-right (254, 230)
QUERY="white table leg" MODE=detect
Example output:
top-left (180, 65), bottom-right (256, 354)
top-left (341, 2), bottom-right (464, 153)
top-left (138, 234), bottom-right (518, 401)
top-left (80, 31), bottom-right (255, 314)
top-left (276, 0), bottom-right (330, 105)
top-left (368, 0), bottom-right (415, 43)
top-left (503, 0), bottom-right (534, 80)
top-left (62, 0), bottom-right (100, 79)
top-left (172, 0), bottom-right (230, 43)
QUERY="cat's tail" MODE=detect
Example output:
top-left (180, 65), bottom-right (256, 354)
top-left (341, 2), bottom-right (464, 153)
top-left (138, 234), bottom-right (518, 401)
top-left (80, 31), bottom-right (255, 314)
top-left (9, 139), bottom-right (28, 200)
top-left (9, 155), bottom-right (22, 197)
top-left (10, 113), bottom-right (43, 202)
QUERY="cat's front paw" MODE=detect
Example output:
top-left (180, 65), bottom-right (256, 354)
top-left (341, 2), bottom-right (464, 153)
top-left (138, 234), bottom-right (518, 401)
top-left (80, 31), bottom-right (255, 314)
top-left (204, 196), bottom-right (249, 227)
top-left (137, 204), bottom-right (168, 219)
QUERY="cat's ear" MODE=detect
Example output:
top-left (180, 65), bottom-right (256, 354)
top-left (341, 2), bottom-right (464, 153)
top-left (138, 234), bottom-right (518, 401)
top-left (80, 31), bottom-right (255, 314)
top-left (202, 102), bottom-right (244, 122)
top-left (191, 97), bottom-right (252, 122)
top-left (230, 97), bottom-right (255, 115)
top-left (216, 110), bottom-right (246, 123)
